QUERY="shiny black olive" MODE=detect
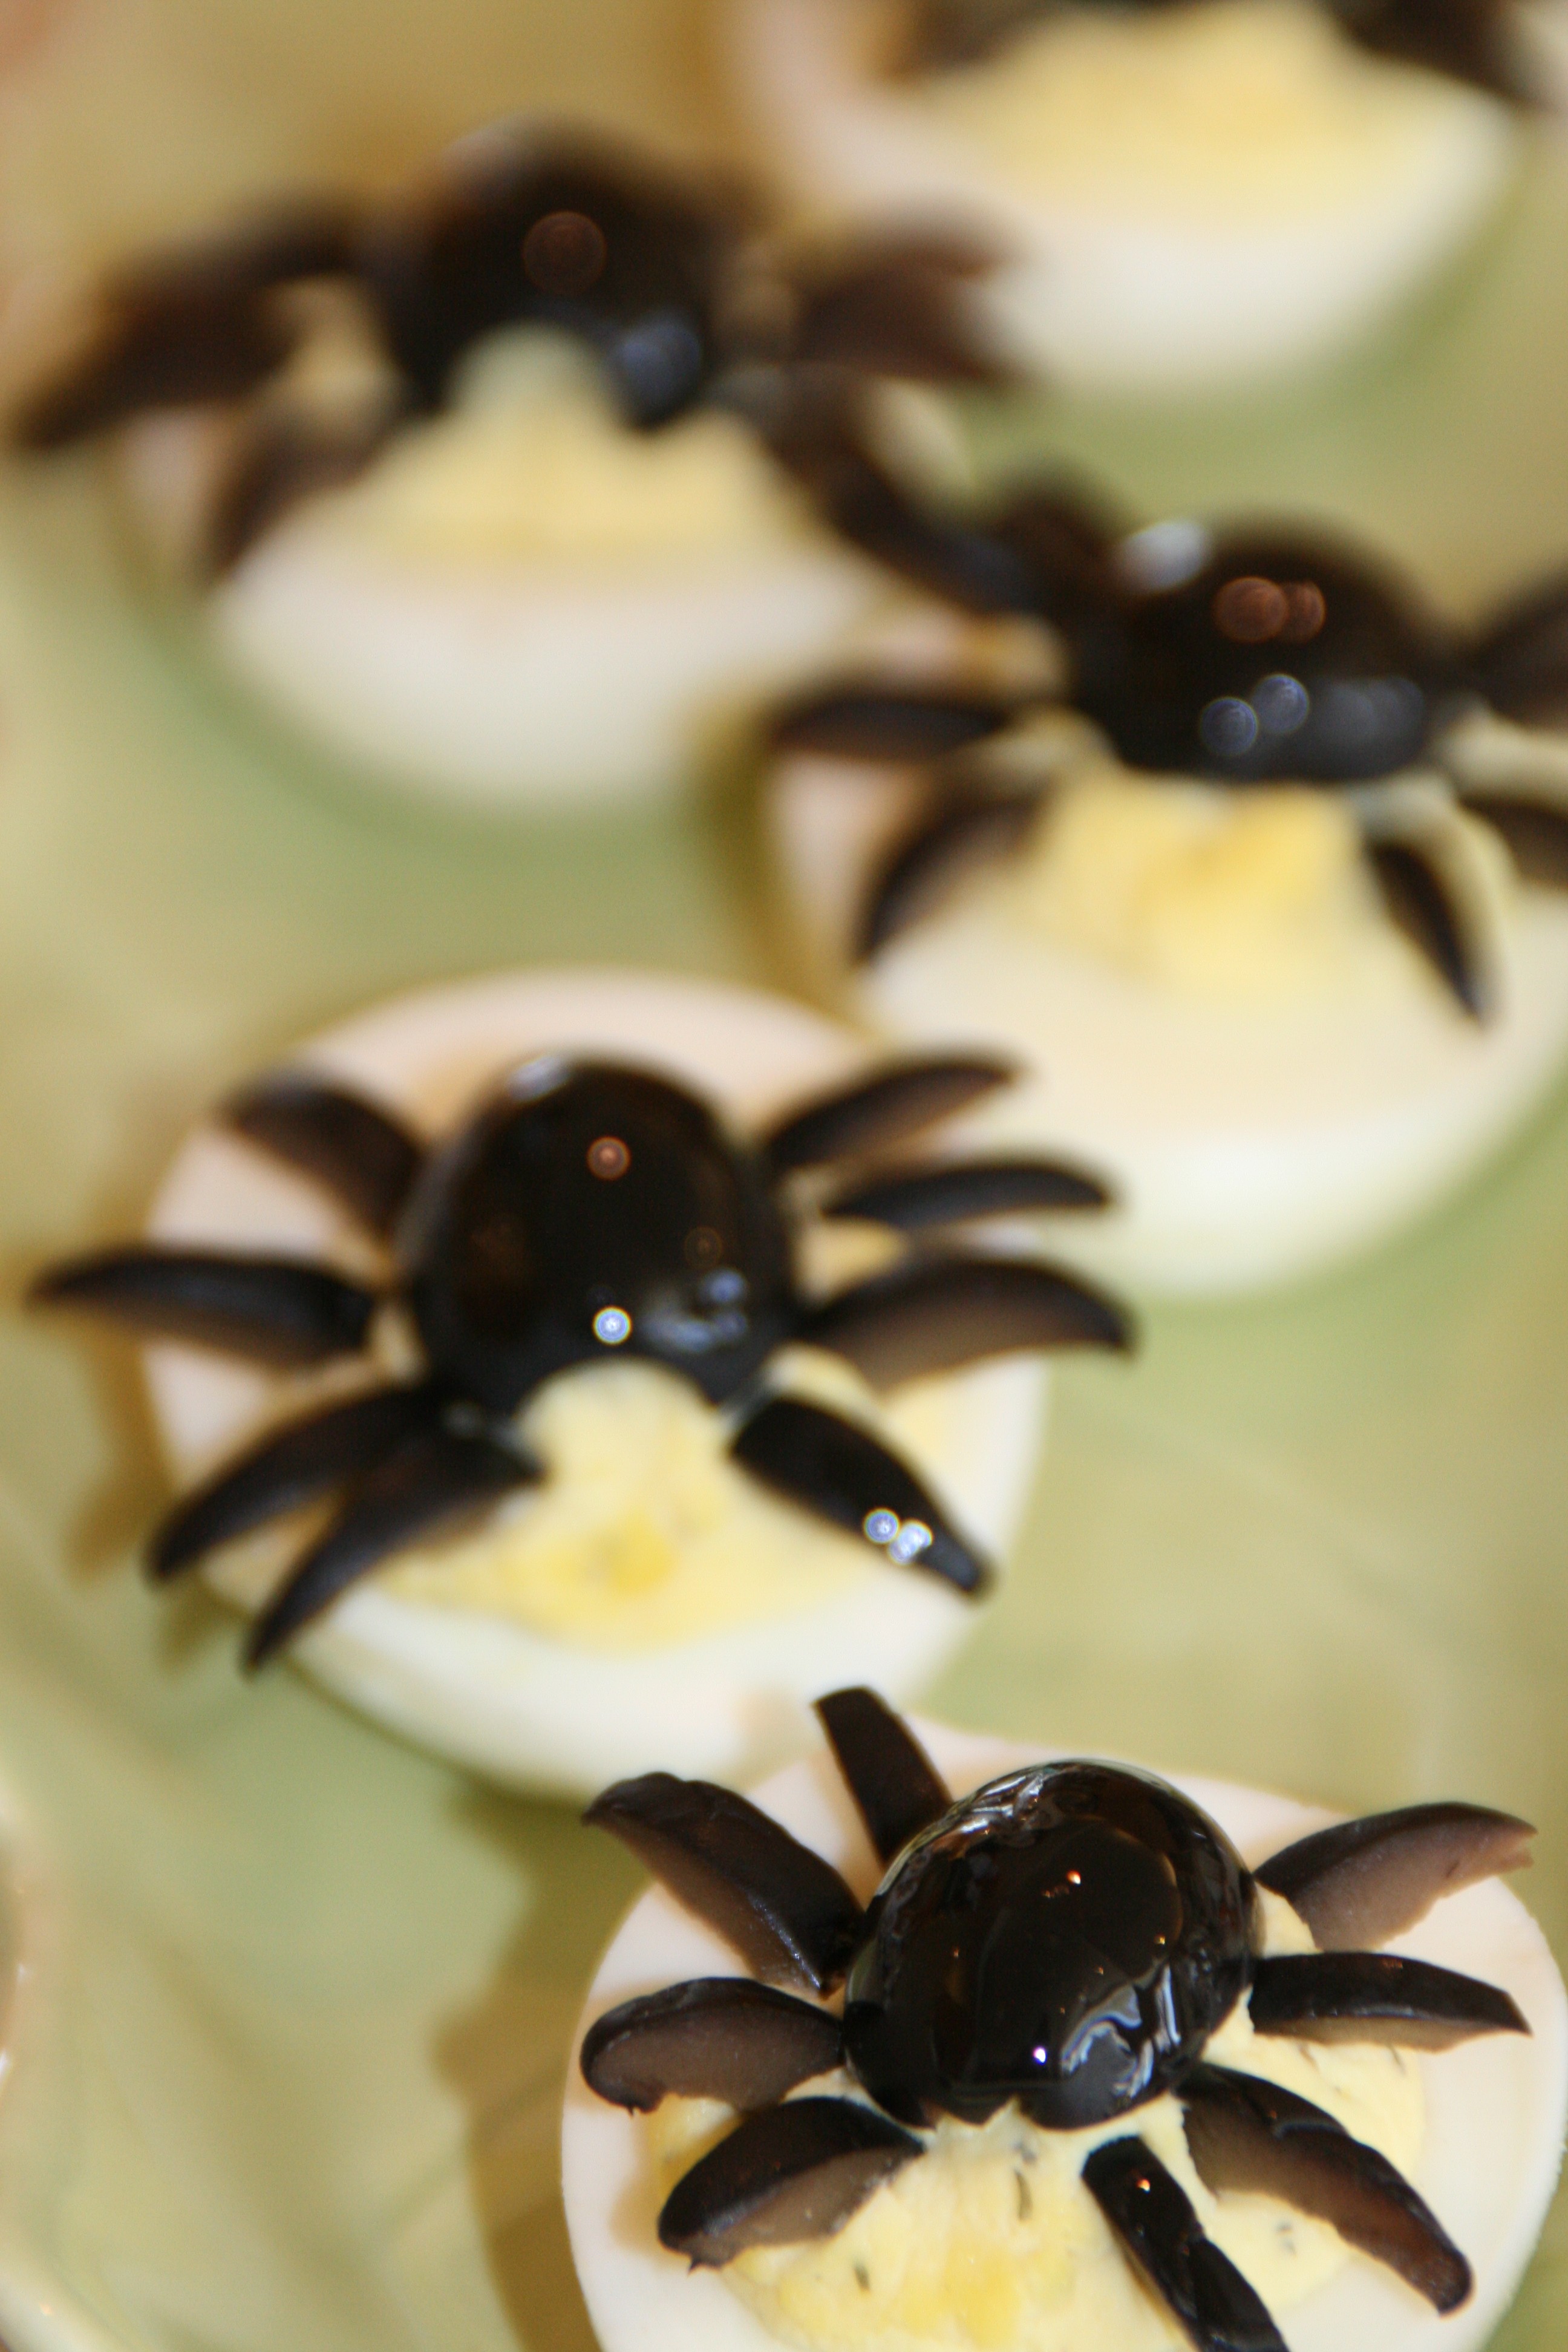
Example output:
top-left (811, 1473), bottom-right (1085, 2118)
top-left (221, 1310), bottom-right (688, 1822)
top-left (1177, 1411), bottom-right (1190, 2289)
top-left (842, 1762), bottom-right (1257, 2128)
top-left (1074, 535), bottom-right (1455, 786)
top-left (356, 140), bottom-right (736, 426)
top-left (400, 1061), bottom-right (794, 1412)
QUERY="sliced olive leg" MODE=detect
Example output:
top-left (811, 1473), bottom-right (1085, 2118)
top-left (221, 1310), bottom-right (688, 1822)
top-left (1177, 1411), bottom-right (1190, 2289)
top-left (658, 2097), bottom-right (923, 2266)
top-left (581, 1979), bottom-right (843, 2113)
top-left (1365, 836), bottom-right (1491, 1019)
top-left (1332, 0), bottom-right (1530, 101)
top-left (244, 1423), bottom-right (535, 1666)
top-left (12, 293), bottom-right (291, 448)
top-left (150, 1380), bottom-right (442, 1579)
top-left (814, 1687), bottom-right (950, 1866)
top-left (803, 1255), bottom-right (1133, 1388)
top-left (824, 1155), bottom-right (1111, 1230)
top-left (29, 1247), bottom-right (379, 1367)
top-left (10, 204), bottom-right (360, 448)
top-left (1471, 564), bottom-right (1568, 726)
top-left (770, 684), bottom-right (1014, 763)
top-left (224, 1071), bottom-right (423, 1238)
top-left (788, 230), bottom-right (1013, 384)
top-left (764, 409), bottom-right (1040, 619)
top-left (1081, 2134), bottom-right (1287, 2352)
top-left (1458, 793), bottom-right (1568, 887)
top-left (584, 1771), bottom-right (864, 1996)
top-left (1249, 1952), bottom-right (1529, 2048)
top-left (857, 790), bottom-right (1043, 960)
top-left (762, 1056), bottom-right (1016, 1175)
top-left (901, 0), bottom-right (1077, 74)
top-left (1182, 2063), bottom-right (1472, 2314)
top-left (731, 1394), bottom-right (990, 1596)
top-left (206, 401), bottom-right (404, 575)
top-left (1256, 1801), bottom-right (1534, 1949)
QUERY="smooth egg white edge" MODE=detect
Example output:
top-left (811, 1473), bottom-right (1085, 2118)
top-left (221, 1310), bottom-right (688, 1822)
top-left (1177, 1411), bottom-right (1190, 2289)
top-left (142, 969), bottom-right (1050, 1794)
top-left (728, 0), bottom-right (1517, 390)
top-left (563, 1720), bottom-right (1568, 2352)
top-left (119, 417), bottom-right (886, 812)
top-left (769, 755), bottom-right (1568, 1296)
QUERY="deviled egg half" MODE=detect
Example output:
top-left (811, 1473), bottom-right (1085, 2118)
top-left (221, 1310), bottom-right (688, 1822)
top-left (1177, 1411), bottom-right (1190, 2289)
top-left (730, 0), bottom-right (1524, 390)
top-left (766, 503), bottom-right (1568, 1295)
top-left (36, 971), bottom-right (1134, 1794)
top-left (564, 1707), bottom-right (1568, 2352)
top-left (12, 123), bottom-right (1017, 809)
top-left (125, 323), bottom-right (881, 809)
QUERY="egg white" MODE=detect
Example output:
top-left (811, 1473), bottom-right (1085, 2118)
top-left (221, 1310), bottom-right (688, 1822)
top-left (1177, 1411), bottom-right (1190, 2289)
top-left (118, 395), bottom-right (884, 813)
top-left (563, 1720), bottom-right (1568, 2352)
top-left (728, 0), bottom-right (1517, 391)
top-left (769, 746), bottom-right (1568, 1295)
top-left (141, 970), bottom-right (1051, 1794)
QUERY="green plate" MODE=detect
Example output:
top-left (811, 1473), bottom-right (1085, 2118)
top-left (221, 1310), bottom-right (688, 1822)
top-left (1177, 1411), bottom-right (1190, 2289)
top-left (1, 5), bottom-right (1567, 2347)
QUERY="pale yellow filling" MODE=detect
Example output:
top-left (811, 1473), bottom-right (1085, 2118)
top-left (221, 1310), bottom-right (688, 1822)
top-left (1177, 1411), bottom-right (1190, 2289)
top-left (646, 1890), bottom-right (1425, 2352)
top-left (298, 330), bottom-right (813, 570)
top-left (913, 0), bottom-right (1486, 220)
top-left (970, 763), bottom-right (1429, 1006)
top-left (381, 1351), bottom-right (889, 1647)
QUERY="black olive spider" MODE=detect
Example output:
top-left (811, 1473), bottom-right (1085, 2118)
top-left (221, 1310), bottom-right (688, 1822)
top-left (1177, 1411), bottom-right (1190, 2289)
top-left (769, 471), bottom-right (1568, 1018)
top-left (582, 1686), bottom-right (1535, 2350)
top-left (895, 0), bottom-right (1535, 101)
top-left (8, 119), bottom-right (1009, 577)
top-left (31, 1053), bottom-right (1128, 1668)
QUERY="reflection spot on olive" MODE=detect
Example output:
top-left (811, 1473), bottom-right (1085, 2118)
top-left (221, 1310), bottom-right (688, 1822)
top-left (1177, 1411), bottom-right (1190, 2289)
top-left (588, 1135), bottom-right (631, 1180)
top-left (523, 209), bottom-right (609, 297)
top-left (593, 1305), bottom-right (632, 1345)
top-left (1214, 575), bottom-right (1289, 643)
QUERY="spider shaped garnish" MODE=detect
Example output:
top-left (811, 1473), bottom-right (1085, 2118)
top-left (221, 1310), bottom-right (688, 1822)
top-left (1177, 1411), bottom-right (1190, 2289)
top-left (31, 1053), bottom-right (1128, 1668)
top-left (581, 1687), bottom-right (1535, 2348)
top-left (895, 0), bottom-right (1532, 99)
top-left (8, 120), bottom-right (1009, 578)
top-left (771, 474), bottom-right (1568, 1017)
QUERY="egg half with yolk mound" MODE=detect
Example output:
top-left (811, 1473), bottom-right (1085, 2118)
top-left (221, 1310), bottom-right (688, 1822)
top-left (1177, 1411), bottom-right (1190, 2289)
top-left (135, 970), bottom-right (1057, 1793)
top-left (563, 1719), bottom-right (1568, 2352)
top-left (122, 330), bottom-right (886, 809)
top-left (728, 0), bottom-right (1519, 390)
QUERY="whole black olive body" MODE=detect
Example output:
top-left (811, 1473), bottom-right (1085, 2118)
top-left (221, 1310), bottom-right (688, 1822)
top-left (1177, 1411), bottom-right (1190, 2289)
top-left (843, 1764), bottom-right (1258, 2129)
top-left (1073, 535), bottom-right (1457, 786)
top-left (400, 1062), bottom-right (794, 1414)
top-left (358, 152), bottom-right (730, 424)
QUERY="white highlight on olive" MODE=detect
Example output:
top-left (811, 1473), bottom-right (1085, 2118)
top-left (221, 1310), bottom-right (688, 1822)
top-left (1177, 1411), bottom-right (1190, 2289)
top-left (593, 1306), bottom-right (633, 1346)
top-left (863, 1509), bottom-right (935, 1563)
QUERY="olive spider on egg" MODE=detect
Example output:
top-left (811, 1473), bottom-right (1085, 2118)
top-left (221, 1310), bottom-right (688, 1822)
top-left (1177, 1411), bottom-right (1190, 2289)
top-left (8, 122), bottom-right (1010, 806)
top-left (28, 972), bottom-right (1130, 1806)
top-left (764, 465), bottom-right (1568, 1293)
top-left (568, 1693), bottom-right (1568, 2352)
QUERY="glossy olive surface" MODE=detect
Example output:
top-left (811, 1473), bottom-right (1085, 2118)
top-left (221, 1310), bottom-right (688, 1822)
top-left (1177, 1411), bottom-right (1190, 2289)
top-left (1074, 534), bottom-right (1457, 787)
top-left (843, 1763), bottom-right (1258, 2129)
top-left (400, 1060), bottom-right (793, 1411)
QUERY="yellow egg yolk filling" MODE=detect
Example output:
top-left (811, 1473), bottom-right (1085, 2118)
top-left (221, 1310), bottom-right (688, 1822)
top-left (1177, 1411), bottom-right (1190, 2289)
top-left (298, 330), bottom-right (814, 570)
top-left (379, 1351), bottom-right (901, 1648)
top-left (915, 760), bottom-right (1514, 1010)
top-left (912, 0), bottom-right (1496, 221)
